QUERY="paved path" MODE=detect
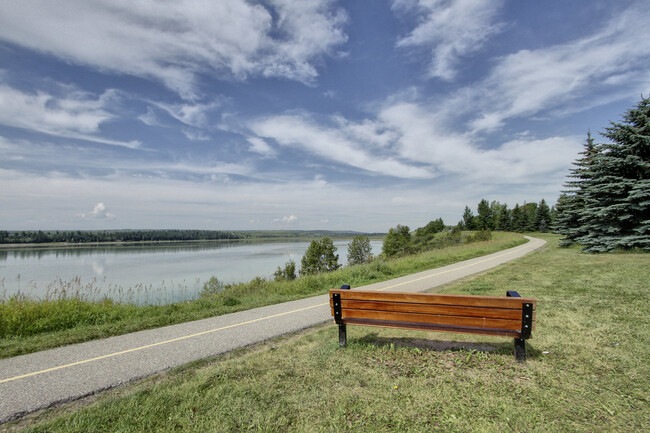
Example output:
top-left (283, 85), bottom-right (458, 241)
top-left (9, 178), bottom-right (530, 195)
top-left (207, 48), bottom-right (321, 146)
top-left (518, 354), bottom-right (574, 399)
top-left (0, 236), bottom-right (546, 423)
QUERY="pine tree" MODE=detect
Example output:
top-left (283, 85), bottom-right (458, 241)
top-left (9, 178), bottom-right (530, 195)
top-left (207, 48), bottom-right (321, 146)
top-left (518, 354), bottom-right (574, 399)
top-left (534, 199), bottom-right (552, 232)
top-left (553, 132), bottom-right (598, 245)
top-left (462, 206), bottom-right (476, 230)
top-left (576, 97), bottom-right (650, 251)
top-left (510, 204), bottom-right (523, 232)
top-left (476, 199), bottom-right (494, 230)
top-left (522, 202), bottom-right (537, 232)
top-left (495, 204), bottom-right (511, 231)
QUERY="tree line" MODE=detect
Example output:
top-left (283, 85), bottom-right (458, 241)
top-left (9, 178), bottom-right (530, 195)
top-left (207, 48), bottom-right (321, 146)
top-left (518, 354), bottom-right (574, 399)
top-left (380, 197), bottom-right (554, 259)
top-left (460, 198), bottom-right (554, 233)
top-left (0, 229), bottom-right (245, 244)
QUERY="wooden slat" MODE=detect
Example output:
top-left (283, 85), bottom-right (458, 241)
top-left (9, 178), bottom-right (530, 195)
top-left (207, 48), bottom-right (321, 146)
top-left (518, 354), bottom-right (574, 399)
top-left (339, 299), bottom-right (522, 320)
top-left (343, 318), bottom-right (523, 338)
top-left (330, 289), bottom-right (536, 310)
top-left (341, 309), bottom-right (522, 331)
top-left (330, 307), bottom-right (536, 323)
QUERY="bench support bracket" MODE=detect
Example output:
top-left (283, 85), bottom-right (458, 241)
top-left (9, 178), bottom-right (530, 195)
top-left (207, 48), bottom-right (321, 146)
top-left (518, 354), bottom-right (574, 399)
top-left (521, 303), bottom-right (533, 339)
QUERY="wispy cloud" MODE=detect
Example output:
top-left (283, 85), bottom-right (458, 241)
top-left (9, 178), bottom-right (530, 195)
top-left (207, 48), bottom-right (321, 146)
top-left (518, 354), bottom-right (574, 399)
top-left (0, 85), bottom-right (140, 148)
top-left (469, 4), bottom-right (650, 131)
top-left (250, 114), bottom-right (433, 179)
top-left (149, 100), bottom-right (224, 129)
top-left (247, 137), bottom-right (277, 157)
top-left (248, 99), bottom-right (581, 188)
top-left (393, 0), bottom-right (504, 80)
top-left (0, 0), bottom-right (348, 99)
top-left (0, 135), bottom-right (252, 180)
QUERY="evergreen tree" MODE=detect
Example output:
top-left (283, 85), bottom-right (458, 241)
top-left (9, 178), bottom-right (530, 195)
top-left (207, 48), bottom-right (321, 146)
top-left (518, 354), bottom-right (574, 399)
top-left (489, 201), bottom-right (501, 229)
top-left (476, 199), bottom-right (494, 230)
top-left (522, 202), bottom-right (537, 232)
top-left (534, 199), bottom-right (552, 232)
top-left (511, 204), bottom-right (524, 232)
top-left (553, 132), bottom-right (598, 245)
top-left (461, 206), bottom-right (476, 230)
top-left (576, 97), bottom-right (650, 251)
top-left (495, 204), bottom-right (511, 231)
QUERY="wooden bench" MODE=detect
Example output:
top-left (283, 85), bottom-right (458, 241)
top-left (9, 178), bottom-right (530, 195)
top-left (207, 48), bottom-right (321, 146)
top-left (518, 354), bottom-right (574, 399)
top-left (329, 285), bottom-right (536, 361)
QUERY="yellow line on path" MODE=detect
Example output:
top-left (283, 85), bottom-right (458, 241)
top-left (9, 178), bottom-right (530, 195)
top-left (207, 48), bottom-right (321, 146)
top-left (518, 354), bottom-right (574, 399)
top-left (1, 240), bottom-right (534, 385)
top-left (0, 304), bottom-right (323, 385)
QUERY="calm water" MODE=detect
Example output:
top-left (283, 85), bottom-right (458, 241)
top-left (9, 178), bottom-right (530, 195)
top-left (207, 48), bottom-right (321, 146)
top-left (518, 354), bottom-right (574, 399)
top-left (0, 240), bottom-right (382, 304)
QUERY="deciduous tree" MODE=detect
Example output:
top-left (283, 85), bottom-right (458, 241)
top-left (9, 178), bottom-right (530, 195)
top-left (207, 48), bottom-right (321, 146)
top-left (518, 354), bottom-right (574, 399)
top-left (382, 225), bottom-right (412, 257)
top-left (300, 237), bottom-right (341, 275)
top-left (347, 235), bottom-right (374, 265)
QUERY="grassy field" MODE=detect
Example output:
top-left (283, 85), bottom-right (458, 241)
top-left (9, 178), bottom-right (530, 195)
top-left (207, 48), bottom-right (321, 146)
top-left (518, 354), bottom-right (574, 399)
top-left (0, 232), bottom-right (525, 358)
top-left (4, 233), bottom-right (648, 432)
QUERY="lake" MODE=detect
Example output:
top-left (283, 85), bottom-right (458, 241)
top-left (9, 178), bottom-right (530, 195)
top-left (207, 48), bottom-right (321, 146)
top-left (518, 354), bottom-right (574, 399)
top-left (0, 240), bottom-right (383, 304)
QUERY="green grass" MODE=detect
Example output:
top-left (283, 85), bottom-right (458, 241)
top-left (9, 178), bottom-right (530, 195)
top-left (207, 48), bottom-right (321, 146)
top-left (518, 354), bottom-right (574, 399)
top-left (0, 232), bottom-right (525, 358)
top-left (4, 233), bottom-right (648, 432)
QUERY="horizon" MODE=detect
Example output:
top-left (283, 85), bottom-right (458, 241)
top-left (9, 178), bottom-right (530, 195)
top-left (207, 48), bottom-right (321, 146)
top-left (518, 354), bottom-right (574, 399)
top-left (1, 1), bottom-right (648, 232)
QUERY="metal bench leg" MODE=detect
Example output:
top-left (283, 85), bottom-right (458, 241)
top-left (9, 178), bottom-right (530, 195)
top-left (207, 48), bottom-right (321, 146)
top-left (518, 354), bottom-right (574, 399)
top-left (514, 338), bottom-right (526, 361)
top-left (338, 324), bottom-right (347, 347)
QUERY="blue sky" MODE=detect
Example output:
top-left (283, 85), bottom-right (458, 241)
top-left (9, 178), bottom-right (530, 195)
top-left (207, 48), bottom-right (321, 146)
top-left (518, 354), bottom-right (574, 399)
top-left (1, 0), bottom-right (648, 232)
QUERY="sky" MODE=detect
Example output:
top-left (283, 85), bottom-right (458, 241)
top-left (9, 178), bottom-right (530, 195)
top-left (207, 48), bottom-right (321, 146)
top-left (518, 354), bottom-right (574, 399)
top-left (0, 0), bottom-right (649, 232)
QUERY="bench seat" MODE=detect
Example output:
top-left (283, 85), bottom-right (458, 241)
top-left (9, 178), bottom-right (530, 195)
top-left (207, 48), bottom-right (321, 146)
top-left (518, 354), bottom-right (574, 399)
top-left (329, 285), bottom-right (536, 361)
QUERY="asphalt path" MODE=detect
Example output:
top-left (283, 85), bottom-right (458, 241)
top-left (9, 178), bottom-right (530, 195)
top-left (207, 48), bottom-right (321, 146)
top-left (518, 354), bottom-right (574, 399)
top-left (0, 236), bottom-right (546, 423)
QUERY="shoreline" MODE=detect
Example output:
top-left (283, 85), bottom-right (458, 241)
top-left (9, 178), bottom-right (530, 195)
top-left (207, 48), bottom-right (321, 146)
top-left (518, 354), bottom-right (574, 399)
top-left (0, 235), bottom-right (386, 250)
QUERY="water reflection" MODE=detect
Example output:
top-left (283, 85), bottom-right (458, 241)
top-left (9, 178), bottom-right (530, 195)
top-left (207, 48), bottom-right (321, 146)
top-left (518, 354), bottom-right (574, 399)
top-left (0, 240), bottom-right (383, 304)
top-left (0, 241), bottom-right (245, 261)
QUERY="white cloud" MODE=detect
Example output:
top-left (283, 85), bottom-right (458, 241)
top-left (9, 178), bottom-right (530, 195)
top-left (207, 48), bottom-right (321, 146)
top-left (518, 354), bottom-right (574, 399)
top-left (182, 129), bottom-right (210, 142)
top-left (247, 137), bottom-right (276, 157)
top-left (250, 114), bottom-right (433, 179)
top-left (249, 97), bottom-right (581, 188)
top-left (281, 215), bottom-right (298, 224)
top-left (0, 85), bottom-right (111, 134)
top-left (82, 202), bottom-right (115, 220)
top-left (393, 0), bottom-right (504, 80)
top-left (378, 101), bottom-right (581, 183)
top-left (0, 0), bottom-right (348, 99)
top-left (469, 4), bottom-right (650, 132)
top-left (151, 101), bottom-right (223, 128)
top-left (137, 107), bottom-right (161, 127)
top-left (0, 135), bottom-right (253, 180)
top-left (0, 85), bottom-right (140, 148)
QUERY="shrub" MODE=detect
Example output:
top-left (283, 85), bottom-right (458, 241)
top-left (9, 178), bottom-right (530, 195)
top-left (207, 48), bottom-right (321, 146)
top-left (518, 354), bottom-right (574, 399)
top-left (466, 229), bottom-right (492, 243)
top-left (274, 260), bottom-right (297, 281)
top-left (200, 277), bottom-right (224, 298)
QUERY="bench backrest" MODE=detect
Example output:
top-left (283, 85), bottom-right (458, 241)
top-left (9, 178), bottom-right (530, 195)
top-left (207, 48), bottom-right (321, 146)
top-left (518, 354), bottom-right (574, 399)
top-left (329, 288), bottom-right (536, 339)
